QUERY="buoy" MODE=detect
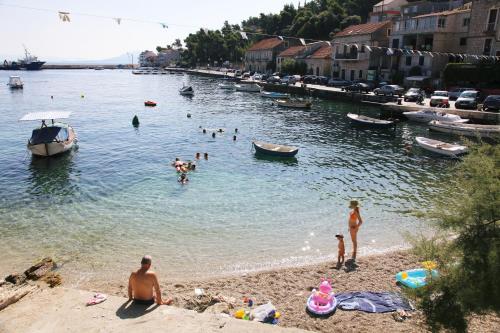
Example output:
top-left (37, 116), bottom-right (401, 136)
top-left (212, 132), bottom-right (216, 138)
top-left (132, 115), bottom-right (139, 127)
top-left (187, 113), bottom-right (191, 118)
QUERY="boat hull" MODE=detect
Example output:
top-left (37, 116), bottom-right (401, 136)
top-left (253, 141), bottom-right (299, 157)
top-left (347, 113), bottom-right (394, 128)
top-left (403, 110), bottom-right (468, 123)
top-left (235, 84), bottom-right (261, 92)
top-left (428, 121), bottom-right (500, 139)
top-left (28, 127), bottom-right (76, 157)
top-left (415, 137), bottom-right (467, 157)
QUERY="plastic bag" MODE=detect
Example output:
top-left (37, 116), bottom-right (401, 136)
top-left (250, 302), bottom-right (275, 322)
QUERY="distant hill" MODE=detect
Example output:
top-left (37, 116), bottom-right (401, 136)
top-left (45, 51), bottom-right (141, 65)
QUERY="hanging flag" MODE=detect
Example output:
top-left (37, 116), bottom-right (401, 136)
top-left (351, 44), bottom-right (358, 49)
top-left (160, 23), bottom-right (168, 29)
top-left (114, 18), bottom-right (121, 25)
top-left (278, 36), bottom-right (284, 40)
top-left (239, 31), bottom-right (248, 40)
top-left (299, 38), bottom-right (305, 46)
top-left (58, 11), bottom-right (70, 22)
top-left (386, 48), bottom-right (394, 56)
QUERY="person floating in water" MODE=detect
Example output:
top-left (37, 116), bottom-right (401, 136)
top-left (172, 158), bottom-right (184, 172)
top-left (195, 152), bottom-right (201, 159)
top-left (204, 153), bottom-right (208, 160)
top-left (128, 255), bottom-right (173, 306)
top-left (335, 234), bottom-right (345, 268)
top-left (178, 173), bottom-right (189, 184)
top-left (348, 200), bottom-right (363, 260)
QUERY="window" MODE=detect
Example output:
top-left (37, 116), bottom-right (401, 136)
top-left (359, 70), bottom-right (363, 79)
top-left (405, 56), bottom-right (412, 66)
top-left (484, 38), bottom-right (492, 55)
top-left (341, 69), bottom-right (345, 79)
top-left (387, 28), bottom-right (391, 36)
top-left (343, 45), bottom-right (348, 54)
top-left (392, 39), bottom-right (399, 48)
top-left (350, 70), bottom-right (355, 81)
top-left (360, 44), bottom-right (366, 53)
top-left (419, 56), bottom-right (425, 66)
top-left (438, 17), bottom-right (446, 28)
top-left (463, 17), bottom-right (470, 27)
top-left (460, 37), bottom-right (467, 46)
top-left (487, 9), bottom-right (498, 31)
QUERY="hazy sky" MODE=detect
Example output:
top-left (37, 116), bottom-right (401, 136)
top-left (0, 0), bottom-right (293, 60)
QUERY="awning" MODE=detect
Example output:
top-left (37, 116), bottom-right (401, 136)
top-left (20, 111), bottom-right (71, 121)
top-left (404, 76), bottom-right (431, 82)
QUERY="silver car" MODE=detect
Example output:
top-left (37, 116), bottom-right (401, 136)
top-left (374, 85), bottom-right (405, 97)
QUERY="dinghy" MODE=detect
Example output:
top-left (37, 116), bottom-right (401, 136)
top-left (218, 82), bottom-right (234, 90)
top-left (260, 91), bottom-right (289, 99)
top-left (7, 76), bottom-right (23, 89)
top-left (428, 121), bottom-right (500, 140)
top-left (253, 141), bottom-right (299, 157)
top-left (415, 136), bottom-right (467, 157)
top-left (347, 113), bottom-right (395, 128)
top-left (235, 83), bottom-right (261, 92)
top-left (179, 86), bottom-right (194, 96)
top-left (403, 109), bottom-right (468, 123)
top-left (276, 99), bottom-right (312, 109)
top-left (20, 111), bottom-right (77, 157)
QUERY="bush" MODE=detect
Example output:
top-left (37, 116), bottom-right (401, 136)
top-left (443, 63), bottom-right (500, 88)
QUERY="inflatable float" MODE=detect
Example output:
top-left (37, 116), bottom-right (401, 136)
top-left (144, 101), bottom-right (157, 107)
top-left (396, 268), bottom-right (439, 289)
top-left (306, 279), bottom-right (337, 316)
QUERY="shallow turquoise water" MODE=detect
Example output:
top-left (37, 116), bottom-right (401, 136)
top-left (0, 70), bottom-right (455, 282)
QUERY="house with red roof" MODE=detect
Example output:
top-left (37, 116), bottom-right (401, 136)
top-left (244, 38), bottom-right (288, 73)
top-left (303, 44), bottom-right (333, 77)
top-left (332, 21), bottom-right (392, 82)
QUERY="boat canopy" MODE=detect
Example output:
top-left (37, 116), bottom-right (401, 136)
top-left (29, 125), bottom-right (69, 145)
top-left (20, 111), bottom-right (71, 121)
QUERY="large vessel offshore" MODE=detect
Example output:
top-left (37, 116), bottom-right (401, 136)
top-left (0, 46), bottom-right (45, 70)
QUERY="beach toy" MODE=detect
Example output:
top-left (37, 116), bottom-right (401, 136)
top-left (275, 311), bottom-right (281, 319)
top-left (306, 278), bottom-right (337, 316)
top-left (421, 261), bottom-right (437, 270)
top-left (234, 309), bottom-right (245, 319)
top-left (86, 293), bottom-right (107, 306)
top-left (396, 268), bottom-right (439, 289)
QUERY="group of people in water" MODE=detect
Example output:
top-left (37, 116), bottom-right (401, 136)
top-left (172, 153), bottom-right (208, 184)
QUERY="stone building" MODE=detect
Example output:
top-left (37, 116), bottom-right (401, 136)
top-left (139, 50), bottom-right (157, 67)
top-left (466, 0), bottom-right (500, 57)
top-left (244, 38), bottom-right (287, 73)
top-left (332, 21), bottom-right (392, 82)
top-left (303, 44), bottom-right (333, 77)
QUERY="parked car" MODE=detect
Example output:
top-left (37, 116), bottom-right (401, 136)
top-left (266, 75), bottom-right (281, 84)
top-left (377, 81), bottom-right (390, 88)
top-left (455, 90), bottom-right (479, 110)
top-left (429, 91), bottom-right (450, 108)
top-left (315, 76), bottom-right (329, 85)
top-left (448, 87), bottom-right (474, 101)
top-left (327, 78), bottom-right (350, 87)
top-left (242, 72), bottom-right (251, 79)
top-left (252, 74), bottom-right (262, 81)
top-left (280, 75), bottom-right (297, 85)
top-left (343, 83), bottom-right (371, 94)
top-left (303, 75), bottom-right (317, 84)
top-left (373, 85), bottom-right (405, 97)
top-left (234, 70), bottom-right (242, 77)
top-left (482, 95), bottom-right (500, 112)
top-left (261, 74), bottom-right (269, 81)
top-left (404, 88), bottom-right (424, 102)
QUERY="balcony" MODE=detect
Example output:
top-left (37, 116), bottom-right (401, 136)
top-left (334, 52), bottom-right (359, 61)
top-left (484, 22), bottom-right (497, 35)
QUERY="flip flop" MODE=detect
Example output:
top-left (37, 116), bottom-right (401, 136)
top-left (86, 293), bottom-right (107, 306)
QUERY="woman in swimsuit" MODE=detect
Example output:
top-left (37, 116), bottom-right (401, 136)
top-left (348, 200), bottom-right (363, 260)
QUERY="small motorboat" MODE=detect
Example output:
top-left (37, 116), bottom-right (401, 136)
top-left (403, 109), bottom-right (468, 123)
top-left (253, 141), bottom-right (299, 157)
top-left (276, 99), bottom-right (311, 109)
top-left (235, 83), bottom-right (261, 92)
top-left (7, 76), bottom-right (23, 89)
top-left (396, 268), bottom-right (439, 289)
top-left (347, 113), bottom-right (395, 128)
top-left (218, 82), bottom-right (234, 90)
top-left (428, 120), bottom-right (500, 140)
top-left (415, 136), bottom-right (468, 157)
top-left (20, 111), bottom-right (77, 157)
top-left (306, 279), bottom-right (337, 316)
top-left (260, 91), bottom-right (289, 99)
top-left (179, 85), bottom-right (194, 96)
top-left (144, 100), bottom-right (157, 107)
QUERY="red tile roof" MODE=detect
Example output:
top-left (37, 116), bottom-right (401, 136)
top-left (310, 45), bottom-right (333, 59)
top-left (278, 46), bottom-right (305, 57)
top-left (335, 21), bottom-right (390, 37)
top-left (247, 38), bottom-right (284, 51)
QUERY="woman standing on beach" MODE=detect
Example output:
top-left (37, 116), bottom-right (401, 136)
top-left (348, 200), bottom-right (363, 260)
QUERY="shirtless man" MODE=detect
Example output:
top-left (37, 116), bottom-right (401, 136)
top-left (128, 255), bottom-right (172, 305)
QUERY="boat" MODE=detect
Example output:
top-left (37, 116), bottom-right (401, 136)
top-left (253, 141), bottom-right (299, 157)
top-left (260, 91), bottom-right (289, 99)
top-left (415, 136), bottom-right (468, 157)
top-left (276, 99), bottom-right (311, 109)
top-left (347, 113), bottom-right (395, 128)
top-left (428, 120), bottom-right (500, 140)
top-left (179, 86), bottom-right (194, 96)
top-left (218, 82), bottom-right (234, 90)
top-left (7, 76), bottom-right (23, 89)
top-left (144, 101), bottom-right (157, 107)
top-left (235, 83), bottom-right (261, 92)
top-left (403, 109), bottom-right (468, 123)
top-left (19, 46), bottom-right (45, 70)
top-left (0, 60), bottom-right (21, 70)
top-left (20, 112), bottom-right (77, 157)
top-left (94, 66), bottom-right (104, 70)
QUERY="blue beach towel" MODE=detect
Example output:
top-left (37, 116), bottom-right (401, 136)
top-left (335, 292), bottom-right (412, 313)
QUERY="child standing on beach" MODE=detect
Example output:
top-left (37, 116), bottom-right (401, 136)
top-left (335, 234), bottom-right (345, 268)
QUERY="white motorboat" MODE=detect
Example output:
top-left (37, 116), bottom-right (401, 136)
top-left (179, 86), bottom-right (194, 96)
top-left (218, 82), bottom-right (234, 90)
top-left (428, 120), bottom-right (500, 140)
top-left (260, 91), bottom-right (290, 99)
top-left (7, 76), bottom-right (23, 89)
top-left (20, 112), bottom-right (77, 157)
top-left (403, 109), bottom-right (468, 123)
top-left (235, 83), bottom-right (261, 92)
top-left (415, 136), bottom-right (468, 157)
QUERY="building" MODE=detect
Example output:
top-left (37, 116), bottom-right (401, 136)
top-left (332, 21), bottom-right (392, 82)
top-left (244, 38), bottom-right (287, 73)
top-left (303, 44), bottom-right (333, 77)
top-left (139, 50), bottom-right (157, 67)
top-left (391, 3), bottom-right (471, 79)
top-left (399, 0), bottom-right (466, 18)
top-left (156, 49), bottom-right (181, 67)
top-left (276, 46), bottom-right (305, 72)
top-left (370, 0), bottom-right (408, 23)
top-left (466, 0), bottom-right (500, 57)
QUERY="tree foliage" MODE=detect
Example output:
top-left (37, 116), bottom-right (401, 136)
top-left (411, 143), bottom-right (500, 332)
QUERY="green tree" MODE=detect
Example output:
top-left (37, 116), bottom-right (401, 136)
top-left (411, 143), bottom-right (500, 332)
top-left (281, 58), bottom-right (296, 74)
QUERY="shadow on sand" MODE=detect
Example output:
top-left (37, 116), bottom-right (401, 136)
top-left (116, 300), bottom-right (159, 319)
top-left (343, 259), bottom-right (359, 273)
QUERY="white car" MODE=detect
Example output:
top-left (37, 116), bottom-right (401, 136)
top-left (430, 91), bottom-right (449, 108)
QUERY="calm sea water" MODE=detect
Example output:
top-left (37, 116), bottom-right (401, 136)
top-left (0, 70), bottom-right (455, 283)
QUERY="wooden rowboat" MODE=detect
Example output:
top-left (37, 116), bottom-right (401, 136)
top-left (253, 141), bottom-right (299, 157)
top-left (347, 113), bottom-right (395, 128)
top-left (415, 136), bottom-right (467, 157)
top-left (428, 121), bottom-right (500, 140)
top-left (276, 99), bottom-right (312, 109)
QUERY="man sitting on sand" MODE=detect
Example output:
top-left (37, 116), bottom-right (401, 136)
top-left (128, 255), bottom-right (173, 305)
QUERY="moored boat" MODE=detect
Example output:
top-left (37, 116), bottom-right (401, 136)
top-left (403, 109), bottom-right (468, 123)
top-left (235, 83), bottom-right (261, 92)
top-left (218, 82), bottom-right (234, 90)
top-left (276, 99), bottom-right (312, 109)
top-left (20, 112), bottom-right (77, 157)
top-left (347, 113), bottom-right (395, 128)
top-left (415, 136), bottom-right (467, 157)
top-left (7, 76), bottom-right (23, 89)
top-left (179, 85), bottom-right (194, 96)
top-left (144, 100), bottom-right (157, 107)
top-left (428, 120), bottom-right (500, 140)
top-left (253, 141), bottom-right (299, 157)
top-left (260, 91), bottom-right (289, 99)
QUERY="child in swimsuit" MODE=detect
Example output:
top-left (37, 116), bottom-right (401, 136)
top-left (348, 200), bottom-right (363, 260)
top-left (335, 234), bottom-right (345, 268)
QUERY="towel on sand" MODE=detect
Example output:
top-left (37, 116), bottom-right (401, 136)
top-left (335, 292), bottom-right (412, 313)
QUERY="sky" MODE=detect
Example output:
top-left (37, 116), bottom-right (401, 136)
top-left (0, 0), bottom-right (293, 61)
